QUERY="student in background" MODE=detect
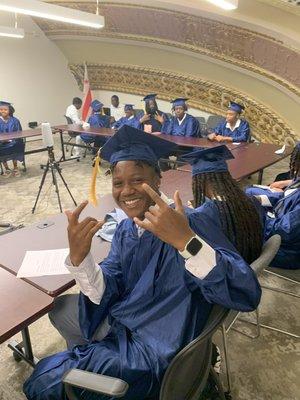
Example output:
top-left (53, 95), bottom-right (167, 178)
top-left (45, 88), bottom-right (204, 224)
top-left (24, 126), bottom-right (261, 400)
top-left (0, 101), bottom-right (24, 177)
top-left (269, 142), bottom-right (300, 188)
top-left (113, 104), bottom-right (141, 130)
top-left (81, 100), bottom-right (111, 149)
top-left (139, 94), bottom-right (168, 133)
top-left (208, 102), bottom-right (250, 143)
top-left (65, 97), bottom-right (84, 158)
top-left (245, 143), bottom-right (300, 269)
top-left (110, 95), bottom-right (124, 123)
top-left (181, 145), bottom-right (263, 264)
top-left (162, 98), bottom-right (201, 138)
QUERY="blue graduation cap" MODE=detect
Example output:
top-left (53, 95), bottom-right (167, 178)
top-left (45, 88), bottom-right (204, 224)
top-left (101, 125), bottom-right (178, 165)
top-left (124, 104), bottom-right (134, 111)
top-left (228, 101), bottom-right (245, 113)
top-left (142, 94), bottom-right (157, 102)
top-left (180, 145), bottom-right (234, 176)
top-left (171, 98), bottom-right (188, 107)
top-left (0, 101), bottom-right (12, 107)
top-left (91, 100), bottom-right (103, 112)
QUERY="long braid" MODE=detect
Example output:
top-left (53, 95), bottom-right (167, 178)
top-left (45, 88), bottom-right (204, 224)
top-left (289, 145), bottom-right (300, 179)
top-left (192, 171), bottom-right (262, 263)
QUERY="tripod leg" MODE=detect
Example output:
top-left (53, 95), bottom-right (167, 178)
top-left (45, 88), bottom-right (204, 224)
top-left (51, 166), bottom-right (63, 213)
top-left (56, 165), bottom-right (77, 206)
top-left (32, 162), bottom-right (49, 214)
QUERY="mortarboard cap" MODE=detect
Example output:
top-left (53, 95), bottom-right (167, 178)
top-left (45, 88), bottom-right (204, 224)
top-left (124, 104), bottom-right (134, 111)
top-left (91, 100), bottom-right (103, 112)
top-left (180, 145), bottom-right (234, 176)
top-left (171, 98), bottom-right (188, 107)
top-left (228, 101), bottom-right (245, 113)
top-left (142, 94), bottom-right (157, 102)
top-left (101, 125), bottom-right (178, 165)
top-left (0, 101), bottom-right (12, 107)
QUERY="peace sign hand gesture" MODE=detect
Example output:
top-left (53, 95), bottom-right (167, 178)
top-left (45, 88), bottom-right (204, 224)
top-left (65, 201), bottom-right (105, 266)
top-left (134, 184), bottom-right (194, 251)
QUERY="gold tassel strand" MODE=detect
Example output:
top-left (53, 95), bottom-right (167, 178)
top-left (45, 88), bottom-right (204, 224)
top-left (89, 149), bottom-right (101, 206)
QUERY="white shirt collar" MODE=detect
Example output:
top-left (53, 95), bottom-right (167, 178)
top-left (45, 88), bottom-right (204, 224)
top-left (177, 113), bottom-right (187, 125)
top-left (128, 115), bottom-right (134, 120)
top-left (226, 119), bottom-right (241, 131)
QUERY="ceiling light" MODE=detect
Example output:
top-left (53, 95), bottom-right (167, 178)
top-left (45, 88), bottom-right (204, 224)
top-left (0, 0), bottom-right (105, 29)
top-left (0, 25), bottom-right (24, 38)
top-left (205, 0), bottom-right (238, 10)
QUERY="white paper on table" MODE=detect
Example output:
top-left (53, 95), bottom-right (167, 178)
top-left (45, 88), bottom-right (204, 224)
top-left (232, 142), bottom-right (241, 145)
top-left (252, 184), bottom-right (279, 193)
top-left (17, 248), bottom-right (70, 278)
top-left (275, 145), bottom-right (285, 154)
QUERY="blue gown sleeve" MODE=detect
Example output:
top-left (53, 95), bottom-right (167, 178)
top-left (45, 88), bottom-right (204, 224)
top-left (187, 212), bottom-right (261, 312)
top-left (79, 226), bottom-right (124, 340)
top-left (161, 117), bottom-right (173, 135)
top-left (185, 116), bottom-right (200, 138)
top-left (231, 120), bottom-right (250, 142)
top-left (113, 117), bottom-right (123, 129)
top-left (213, 121), bottom-right (224, 135)
top-left (13, 118), bottom-right (22, 131)
top-left (245, 187), bottom-right (284, 208)
top-left (265, 208), bottom-right (300, 242)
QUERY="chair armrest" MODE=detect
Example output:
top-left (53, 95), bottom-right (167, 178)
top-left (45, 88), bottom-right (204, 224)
top-left (62, 369), bottom-right (129, 398)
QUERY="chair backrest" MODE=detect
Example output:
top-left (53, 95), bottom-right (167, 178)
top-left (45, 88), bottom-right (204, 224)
top-left (65, 115), bottom-right (73, 125)
top-left (159, 304), bottom-right (229, 400)
top-left (250, 235), bottom-right (281, 276)
top-left (195, 116), bottom-right (206, 124)
top-left (206, 115), bottom-right (225, 129)
top-left (103, 107), bottom-right (111, 116)
top-left (28, 121), bottom-right (38, 129)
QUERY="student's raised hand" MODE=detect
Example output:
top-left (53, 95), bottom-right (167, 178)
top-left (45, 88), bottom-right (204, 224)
top-left (155, 113), bottom-right (164, 124)
top-left (140, 114), bottom-right (151, 123)
top-left (65, 201), bottom-right (104, 266)
top-left (134, 184), bottom-right (194, 251)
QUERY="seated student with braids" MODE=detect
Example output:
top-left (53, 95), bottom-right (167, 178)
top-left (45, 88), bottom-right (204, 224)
top-left (24, 126), bottom-right (261, 400)
top-left (245, 142), bottom-right (300, 269)
top-left (181, 146), bottom-right (263, 264)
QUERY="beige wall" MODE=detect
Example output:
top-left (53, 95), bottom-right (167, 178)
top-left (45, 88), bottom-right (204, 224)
top-left (0, 13), bottom-right (81, 127)
top-left (56, 39), bottom-right (300, 134)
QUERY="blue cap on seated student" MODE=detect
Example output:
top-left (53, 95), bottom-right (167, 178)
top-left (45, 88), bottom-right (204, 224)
top-left (211, 101), bottom-right (250, 142)
top-left (171, 98), bottom-right (189, 108)
top-left (180, 145), bottom-right (234, 176)
top-left (0, 101), bottom-right (11, 108)
top-left (101, 125), bottom-right (178, 219)
top-left (90, 99), bottom-right (104, 113)
top-left (124, 104), bottom-right (134, 111)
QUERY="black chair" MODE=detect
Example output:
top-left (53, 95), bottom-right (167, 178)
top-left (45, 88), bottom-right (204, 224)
top-left (195, 116), bottom-right (206, 124)
top-left (206, 115), bottom-right (225, 131)
top-left (63, 304), bottom-right (229, 400)
top-left (63, 115), bottom-right (78, 155)
top-left (103, 107), bottom-right (111, 116)
top-left (28, 121), bottom-right (38, 129)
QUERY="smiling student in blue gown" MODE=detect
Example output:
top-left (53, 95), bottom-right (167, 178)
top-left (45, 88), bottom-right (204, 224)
top-left (208, 101), bottom-right (250, 143)
top-left (162, 98), bottom-right (201, 138)
top-left (180, 146), bottom-right (263, 264)
top-left (138, 94), bottom-right (168, 132)
top-left (80, 100), bottom-right (111, 149)
top-left (245, 143), bottom-right (300, 269)
top-left (113, 104), bottom-right (141, 130)
top-left (0, 101), bottom-right (24, 177)
top-left (24, 126), bottom-right (261, 400)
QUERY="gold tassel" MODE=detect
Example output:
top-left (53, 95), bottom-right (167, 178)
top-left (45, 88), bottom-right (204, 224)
top-left (89, 149), bottom-right (101, 206)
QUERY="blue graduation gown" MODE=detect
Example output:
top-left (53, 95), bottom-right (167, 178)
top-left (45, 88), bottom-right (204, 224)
top-left (139, 111), bottom-right (168, 133)
top-left (246, 182), bottom-right (300, 269)
top-left (113, 116), bottom-right (141, 130)
top-left (0, 116), bottom-right (24, 162)
top-left (213, 119), bottom-right (250, 142)
top-left (81, 114), bottom-right (111, 147)
top-left (162, 114), bottom-right (200, 137)
top-left (24, 210), bottom-right (261, 400)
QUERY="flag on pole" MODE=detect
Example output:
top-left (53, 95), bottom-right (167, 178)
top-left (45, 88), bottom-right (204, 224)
top-left (81, 63), bottom-right (92, 122)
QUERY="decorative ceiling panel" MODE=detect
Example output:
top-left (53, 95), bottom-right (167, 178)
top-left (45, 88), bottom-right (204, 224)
top-left (69, 62), bottom-right (297, 143)
top-left (37, 2), bottom-right (300, 97)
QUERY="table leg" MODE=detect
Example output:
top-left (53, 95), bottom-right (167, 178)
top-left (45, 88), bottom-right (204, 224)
top-left (258, 169), bottom-right (263, 184)
top-left (8, 327), bottom-right (39, 367)
top-left (59, 130), bottom-right (66, 162)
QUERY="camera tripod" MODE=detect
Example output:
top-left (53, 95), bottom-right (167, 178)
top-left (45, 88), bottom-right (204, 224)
top-left (32, 146), bottom-right (77, 214)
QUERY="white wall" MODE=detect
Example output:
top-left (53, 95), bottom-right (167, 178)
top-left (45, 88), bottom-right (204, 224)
top-left (0, 12), bottom-right (81, 128)
top-left (93, 90), bottom-right (212, 120)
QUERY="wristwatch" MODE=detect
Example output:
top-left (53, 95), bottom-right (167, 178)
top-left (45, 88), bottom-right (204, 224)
top-left (179, 235), bottom-right (203, 259)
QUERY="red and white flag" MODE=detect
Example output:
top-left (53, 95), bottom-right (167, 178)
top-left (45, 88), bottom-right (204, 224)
top-left (81, 63), bottom-right (92, 122)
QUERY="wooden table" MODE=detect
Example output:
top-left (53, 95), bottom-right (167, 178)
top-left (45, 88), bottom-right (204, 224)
top-left (177, 142), bottom-right (293, 183)
top-left (0, 128), bottom-right (47, 158)
top-left (0, 195), bottom-right (114, 297)
top-left (0, 268), bottom-right (53, 366)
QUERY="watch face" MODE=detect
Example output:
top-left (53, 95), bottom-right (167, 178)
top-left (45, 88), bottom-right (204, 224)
top-left (187, 238), bottom-right (202, 256)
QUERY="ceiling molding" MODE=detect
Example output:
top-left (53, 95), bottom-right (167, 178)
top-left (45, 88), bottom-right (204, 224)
top-left (257, 0), bottom-right (300, 16)
top-left (69, 62), bottom-right (298, 143)
top-left (37, 2), bottom-right (300, 98)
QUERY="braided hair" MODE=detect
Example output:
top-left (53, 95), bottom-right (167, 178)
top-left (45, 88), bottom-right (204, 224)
top-left (192, 171), bottom-right (262, 263)
top-left (289, 145), bottom-right (300, 179)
